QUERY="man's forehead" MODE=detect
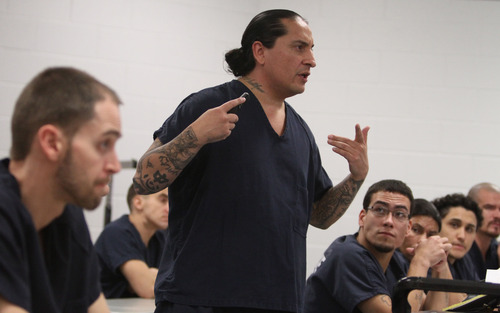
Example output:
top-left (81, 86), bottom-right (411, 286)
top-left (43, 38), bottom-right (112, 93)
top-left (152, 188), bottom-right (168, 197)
top-left (412, 216), bottom-right (439, 231)
top-left (281, 18), bottom-right (313, 40)
top-left (85, 97), bottom-right (121, 134)
top-left (444, 207), bottom-right (477, 224)
top-left (478, 189), bottom-right (500, 202)
top-left (371, 191), bottom-right (411, 205)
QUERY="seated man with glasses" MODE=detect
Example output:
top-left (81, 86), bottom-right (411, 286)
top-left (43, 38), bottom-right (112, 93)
top-left (304, 179), bottom-right (453, 313)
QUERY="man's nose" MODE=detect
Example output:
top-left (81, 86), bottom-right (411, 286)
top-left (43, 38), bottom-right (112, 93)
top-left (305, 50), bottom-right (316, 68)
top-left (106, 151), bottom-right (121, 174)
top-left (382, 212), bottom-right (395, 226)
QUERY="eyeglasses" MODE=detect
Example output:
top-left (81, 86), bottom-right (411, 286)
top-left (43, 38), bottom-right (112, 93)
top-left (366, 205), bottom-right (409, 222)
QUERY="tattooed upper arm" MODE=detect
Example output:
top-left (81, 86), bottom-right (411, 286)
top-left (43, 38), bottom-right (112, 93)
top-left (357, 294), bottom-right (392, 313)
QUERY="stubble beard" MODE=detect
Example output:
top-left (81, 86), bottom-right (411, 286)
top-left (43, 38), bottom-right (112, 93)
top-left (368, 236), bottom-right (395, 253)
top-left (373, 243), bottom-right (394, 253)
top-left (55, 149), bottom-right (102, 210)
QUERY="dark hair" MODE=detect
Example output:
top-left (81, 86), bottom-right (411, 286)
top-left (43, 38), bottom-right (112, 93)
top-left (126, 184), bottom-right (137, 212)
top-left (10, 67), bottom-right (121, 160)
top-left (224, 9), bottom-right (306, 77)
top-left (411, 198), bottom-right (442, 231)
top-left (432, 193), bottom-right (483, 229)
top-left (363, 179), bottom-right (414, 211)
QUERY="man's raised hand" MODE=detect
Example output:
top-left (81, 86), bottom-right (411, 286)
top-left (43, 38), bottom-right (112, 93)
top-left (190, 95), bottom-right (247, 145)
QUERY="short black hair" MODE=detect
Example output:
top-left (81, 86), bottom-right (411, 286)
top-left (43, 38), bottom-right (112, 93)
top-left (410, 198), bottom-right (442, 231)
top-left (362, 179), bottom-right (414, 212)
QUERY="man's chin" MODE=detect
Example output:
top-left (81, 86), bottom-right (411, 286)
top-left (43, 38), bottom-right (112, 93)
top-left (77, 196), bottom-right (103, 211)
top-left (374, 244), bottom-right (395, 253)
top-left (484, 229), bottom-right (500, 238)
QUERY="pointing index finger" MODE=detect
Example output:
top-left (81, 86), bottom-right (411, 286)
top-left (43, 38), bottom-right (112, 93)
top-left (227, 92), bottom-right (249, 114)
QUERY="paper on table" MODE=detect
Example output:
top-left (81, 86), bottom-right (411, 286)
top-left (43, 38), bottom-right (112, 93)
top-left (486, 269), bottom-right (500, 283)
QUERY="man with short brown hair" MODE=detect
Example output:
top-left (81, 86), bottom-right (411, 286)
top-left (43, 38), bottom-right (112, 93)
top-left (0, 67), bottom-right (122, 313)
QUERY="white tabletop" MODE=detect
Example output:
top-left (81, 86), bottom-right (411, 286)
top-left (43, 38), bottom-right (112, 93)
top-left (107, 298), bottom-right (155, 313)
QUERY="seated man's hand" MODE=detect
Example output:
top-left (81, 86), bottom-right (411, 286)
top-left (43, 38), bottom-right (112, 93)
top-left (411, 236), bottom-right (451, 272)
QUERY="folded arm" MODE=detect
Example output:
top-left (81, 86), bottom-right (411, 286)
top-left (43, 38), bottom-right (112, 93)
top-left (88, 293), bottom-right (110, 313)
top-left (407, 236), bottom-right (452, 311)
top-left (120, 260), bottom-right (158, 299)
top-left (0, 296), bottom-right (28, 313)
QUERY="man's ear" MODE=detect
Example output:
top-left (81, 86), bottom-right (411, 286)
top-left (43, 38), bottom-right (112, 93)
top-left (133, 195), bottom-right (144, 212)
top-left (252, 41), bottom-right (266, 65)
top-left (37, 124), bottom-right (65, 161)
top-left (359, 209), bottom-right (367, 227)
top-left (406, 219), bottom-right (412, 236)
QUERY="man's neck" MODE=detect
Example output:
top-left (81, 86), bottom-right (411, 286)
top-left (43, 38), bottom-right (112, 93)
top-left (9, 158), bottom-right (66, 231)
top-left (238, 76), bottom-right (287, 136)
top-left (128, 214), bottom-right (156, 247)
top-left (475, 231), bottom-right (494, 259)
top-left (239, 75), bottom-right (285, 108)
top-left (356, 233), bottom-right (393, 272)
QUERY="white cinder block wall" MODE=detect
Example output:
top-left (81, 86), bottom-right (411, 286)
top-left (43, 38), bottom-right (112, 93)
top-left (1, 0), bottom-right (499, 277)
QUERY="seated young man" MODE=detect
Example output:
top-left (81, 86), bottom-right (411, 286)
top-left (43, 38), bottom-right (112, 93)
top-left (432, 193), bottom-right (482, 281)
top-left (396, 198), bottom-right (467, 305)
top-left (0, 67), bottom-right (122, 312)
top-left (304, 180), bottom-right (452, 313)
top-left (397, 198), bottom-right (441, 263)
top-left (95, 184), bottom-right (169, 298)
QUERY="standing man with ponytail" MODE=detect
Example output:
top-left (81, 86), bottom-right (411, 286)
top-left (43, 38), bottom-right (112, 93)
top-left (133, 9), bottom-right (369, 313)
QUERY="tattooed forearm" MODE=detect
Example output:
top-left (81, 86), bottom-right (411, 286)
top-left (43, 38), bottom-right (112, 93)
top-left (413, 290), bottom-right (424, 306)
top-left (409, 290), bottom-right (425, 312)
top-left (310, 175), bottom-right (364, 229)
top-left (133, 127), bottom-right (202, 194)
top-left (163, 127), bottom-right (199, 170)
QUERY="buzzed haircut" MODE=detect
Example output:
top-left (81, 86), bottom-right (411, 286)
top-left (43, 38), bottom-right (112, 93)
top-left (362, 179), bottom-right (414, 212)
top-left (10, 67), bottom-right (121, 160)
top-left (468, 182), bottom-right (500, 203)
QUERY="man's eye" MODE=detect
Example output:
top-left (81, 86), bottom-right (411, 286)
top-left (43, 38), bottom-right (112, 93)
top-left (466, 226), bottom-right (476, 233)
top-left (99, 140), bottom-right (112, 151)
top-left (394, 211), bottom-right (407, 219)
top-left (412, 227), bottom-right (423, 234)
top-left (296, 45), bottom-right (305, 51)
